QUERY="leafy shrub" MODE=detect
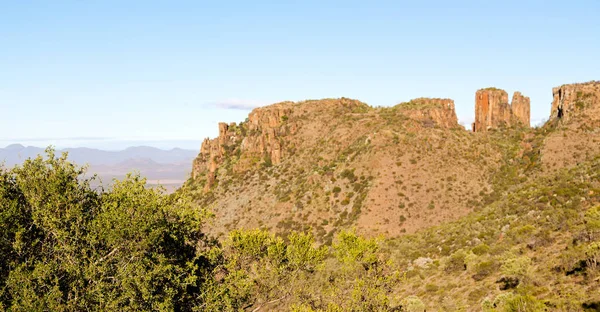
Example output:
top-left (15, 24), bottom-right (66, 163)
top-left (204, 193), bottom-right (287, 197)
top-left (0, 149), bottom-right (214, 311)
top-left (501, 255), bottom-right (532, 280)
top-left (472, 244), bottom-right (491, 255)
top-left (444, 250), bottom-right (467, 272)
top-left (471, 260), bottom-right (499, 281)
top-left (585, 205), bottom-right (600, 239)
top-left (400, 296), bottom-right (425, 312)
top-left (489, 292), bottom-right (545, 312)
top-left (585, 242), bottom-right (600, 272)
top-left (333, 230), bottom-right (379, 270)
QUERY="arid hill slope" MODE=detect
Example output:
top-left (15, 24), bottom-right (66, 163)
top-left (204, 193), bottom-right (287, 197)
top-left (185, 81), bottom-right (600, 242)
top-left (185, 97), bottom-right (528, 241)
top-left (541, 81), bottom-right (600, 172)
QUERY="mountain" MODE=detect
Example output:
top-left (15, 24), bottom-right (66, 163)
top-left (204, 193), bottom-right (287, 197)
top-left (0, 145), bottom-right (197, 191)
top-left (177, 81), bottom-right (600, 309)
top-left (185, 96), bottom-right (526, 240)
top-left (0, 145), bottom-right (196, 167)
top-left (186, 82), bottom-right (600, 241)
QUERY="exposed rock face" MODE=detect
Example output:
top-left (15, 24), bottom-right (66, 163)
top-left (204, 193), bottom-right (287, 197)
top-left (551, 81), bottom-right (600, 121)
top-left (193, 97), bottom-right (462, 192)
top-left (192, 122), bottom-right (240, 190)
top-left (243, 104), bottom-right (295, 165)
top-left (397, 98), bottom-right (459, 128)
top-left (472, 88), bottom-right (530, 132)
top-left (473, 89), bottom-right (510, 132)
top-left (511, 92), bottom-right (530, 126)
top-left (192, 104), bottom-right (295, 190)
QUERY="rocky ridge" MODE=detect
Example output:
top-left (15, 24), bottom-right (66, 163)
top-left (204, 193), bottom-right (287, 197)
top-left (541, 81), bottom-right (600, 172)
top-left (192, 97), bottom-right (458, 192)
top-left (394, 98), bottom-right (459, 129)
top-left (551, 81), bottom-right (600, 120)
top-left (472, 88), bottom-right (531, 132)
top-left (188, 81), bottom-right (600, 240)
top-left (189, 95), bottom-right (502, 239)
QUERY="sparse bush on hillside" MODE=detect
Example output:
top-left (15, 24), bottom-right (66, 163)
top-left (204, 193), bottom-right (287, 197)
top-left (444, 249), bottom-right (467, 272)
top-left (585, 242), bottom-right (600, 273)
top-left (400, 296), bottom-right (426, 312)
top-left (585, 205), bottom-right (600, 239)
top-left (485, 291), bottom-right (545, 312)
top-left (333, 230), bottom-right (379, 270)
top-left (500, 254), bottom-right (532, 280)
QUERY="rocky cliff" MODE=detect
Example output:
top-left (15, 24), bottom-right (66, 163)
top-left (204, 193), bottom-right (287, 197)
top-left (395, 98), bottom-right (459, 129)
top-left (472, 88), bottom-right (530, 132)
top-left (551, 81), bottom-right (600, 121)
top-left (542, 81), bottom-right (600, 173)
top-left (192, 106), bottom-right (292, 190)
top-left (188, 95), bottom-right (510, 240)
top-left (192, 98), bottom-right (368, 191)
top-left (193, 97), bottom-right (461, 191)
top-left (511, 92), bottom-right (530, 126)
top-left (188, 82), bottom-right (600, 240)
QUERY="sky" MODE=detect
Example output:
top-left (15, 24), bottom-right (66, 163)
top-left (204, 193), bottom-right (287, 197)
top-left (1, 1), bottom-right (599, 150)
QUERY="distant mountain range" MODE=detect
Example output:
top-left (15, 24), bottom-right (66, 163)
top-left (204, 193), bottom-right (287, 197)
top-left (1, 144), bottom-right (198, 191)
top-left (0, 144), bottom-right (196, 166)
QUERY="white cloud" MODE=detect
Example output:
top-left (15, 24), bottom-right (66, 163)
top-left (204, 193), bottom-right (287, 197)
top-left (211, 98), bottom-right (268, 110)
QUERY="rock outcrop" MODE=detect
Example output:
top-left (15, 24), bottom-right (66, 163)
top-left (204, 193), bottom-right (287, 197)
top-left (472, 88), bottom-right (530, 132)
top-left (551, 81), bottom-right (600, 121)
top-left (396, 98), bottom-right (459, 128)
top-left (511, 92), bottom-right (530, 126)
top-left (192, 104), bottom-right (295, 190)
top-left (243, 104), bottom-right (295, 165)
top-left (192, 122), bottom-right (239, 190)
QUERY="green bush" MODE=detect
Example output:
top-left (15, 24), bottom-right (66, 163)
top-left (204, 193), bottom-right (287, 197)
top-left (400, 296), bottom-right (425, 312)
top-left (472, 244), bottom-right (491, 255)
top-left (0, 149), bottom-right (214, 311)
top-left (489, 292), bottom-right (545, 312)
top-left (444, 250), bottom-right (467, 272)
top-left (333, 230), bottom-right (379, 270)
top-left (501, 255), bottom-right (532, 280)
top-left (585, 205), bottom-right (600, 239)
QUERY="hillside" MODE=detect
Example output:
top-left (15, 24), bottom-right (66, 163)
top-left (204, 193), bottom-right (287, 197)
top-left (177, 81), bottom-right (600, 310)
top-left (185, 95), bottom-right (532, 240)
top-left (541, 82), bottom-right (600, 172)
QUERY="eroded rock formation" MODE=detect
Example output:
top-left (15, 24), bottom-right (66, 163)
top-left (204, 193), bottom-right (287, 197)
top-left (511, 92), bottom-right (530, 126)
top-left (192, 104), bottom-right (295, 190)
top-left (551, 81), bottom-right (600, 121)
top-left (472, 88), bottom-right (530, 132)
top-left (397, 98), bottom-right (459, 129)
top-left (243, 104), bottom-right (295, 165)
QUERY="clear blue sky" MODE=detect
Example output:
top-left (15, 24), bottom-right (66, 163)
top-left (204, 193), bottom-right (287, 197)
top-left (1, 1), bottom-right (599, 150)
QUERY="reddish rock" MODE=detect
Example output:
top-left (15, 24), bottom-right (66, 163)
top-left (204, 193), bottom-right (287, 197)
top-left (192, 103), bottom-right (295, 191)
top-left (473, 88), bottom-right (510, 132)
top-left (192, 123), bottom-right (241, 190)
top-left (472, 88), bottom-right (530, 132)
top-left (397, 98), bottom-right (459, 128)
top-left (511, 92), bottom-right (530, 126)
top-left (244, 104), bottom-right (294, 165)
top-left (551, 81), bottom-right (600, 121)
